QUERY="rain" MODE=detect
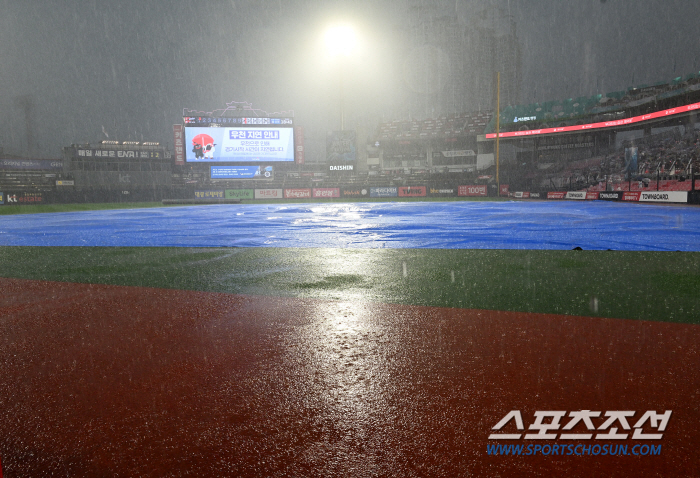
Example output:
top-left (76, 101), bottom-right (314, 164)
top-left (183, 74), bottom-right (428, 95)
top-left (1, 0), bottom-right (699, 159)
top-left (1, 0), bottom-right (699, 476)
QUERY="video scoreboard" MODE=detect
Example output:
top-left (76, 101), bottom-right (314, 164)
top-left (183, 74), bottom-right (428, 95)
top-left (183, 116), bottom-right (295, 163)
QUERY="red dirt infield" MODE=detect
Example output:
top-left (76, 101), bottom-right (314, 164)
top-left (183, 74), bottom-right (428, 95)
top-left (0, 278), bottom-right (698, 477)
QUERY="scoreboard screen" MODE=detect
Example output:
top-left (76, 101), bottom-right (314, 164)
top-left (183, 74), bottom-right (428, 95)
top-left (183, 116), bottom-right (295, 163)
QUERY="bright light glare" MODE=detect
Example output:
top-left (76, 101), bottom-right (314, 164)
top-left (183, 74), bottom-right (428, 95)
top-left (324, 24), bottom-right (358, 57)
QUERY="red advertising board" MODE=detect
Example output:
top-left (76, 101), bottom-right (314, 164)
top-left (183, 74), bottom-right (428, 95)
top-left (586, 192), bottom-right (599, 200)
top-left (173, 124), bottom-right (185, 166)
top-left (313, 188), bottom-right (340, 198)
top-left (547, 192), bottom-right (566, 199)
top-left (485, 100), bottom-right (700, 139)
top-left (294, 127), bottom-right (304, 165)
top-left (398, 186), bottom-right (427, 197)
top-left (284, 188), bottom-right (311, 199)
top-left (458, 185), bottom-right (487, 197)
top-left (499, 184), bottom-right (509, 196)
top-left (622, 191), bottom-right (641, 201)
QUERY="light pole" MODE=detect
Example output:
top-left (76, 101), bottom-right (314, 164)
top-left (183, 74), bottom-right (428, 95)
top-left (495, 71), bottom-right (501, 196)
top-left (324, 24), bottom-right (357, 131)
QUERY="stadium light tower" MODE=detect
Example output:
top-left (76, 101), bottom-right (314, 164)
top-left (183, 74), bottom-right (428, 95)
top-left (323, 23), bottom-right (358, 130)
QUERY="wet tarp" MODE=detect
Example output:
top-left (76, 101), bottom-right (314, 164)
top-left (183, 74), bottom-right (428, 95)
top-left (1, 201), bottom-right (698, 251)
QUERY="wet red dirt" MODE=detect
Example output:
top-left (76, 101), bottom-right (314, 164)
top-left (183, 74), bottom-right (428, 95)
top-left (0, 277), bottom-right (698, 477)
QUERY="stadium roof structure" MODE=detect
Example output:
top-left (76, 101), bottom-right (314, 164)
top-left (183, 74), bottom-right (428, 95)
top-left (182, 100), bottom-right (294, 119)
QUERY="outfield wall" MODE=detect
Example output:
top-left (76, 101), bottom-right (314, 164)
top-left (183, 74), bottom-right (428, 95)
top-left (1, 184), bottom-right (698, 206)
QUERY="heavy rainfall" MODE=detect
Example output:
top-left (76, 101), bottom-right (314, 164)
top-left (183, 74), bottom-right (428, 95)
top-left (1, 0), bottom-right (699, 159)
top-left (1, 1), bottom-right (699, 477)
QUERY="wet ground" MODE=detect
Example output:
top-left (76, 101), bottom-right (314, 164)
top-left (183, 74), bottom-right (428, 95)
top-left (1, 202), bottom-right (699, 476)
top-left (1, 278), bottom-right (698, 477)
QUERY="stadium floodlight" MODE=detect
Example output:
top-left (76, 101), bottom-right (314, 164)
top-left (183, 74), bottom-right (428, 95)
top-left (323, 23), bottom-right (357, 58)
top-left (323, 23), bottom-right (358, 130)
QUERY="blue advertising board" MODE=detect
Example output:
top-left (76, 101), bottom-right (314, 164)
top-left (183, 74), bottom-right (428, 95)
top-left (211, 165), bottom-right (273, 179)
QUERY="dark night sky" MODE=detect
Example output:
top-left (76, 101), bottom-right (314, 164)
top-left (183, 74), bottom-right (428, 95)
top-left (2, 0), bottom-right (699, 158)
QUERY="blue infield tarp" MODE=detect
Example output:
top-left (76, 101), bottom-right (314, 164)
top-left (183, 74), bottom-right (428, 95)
top-left (1, 201), bottom-right (699, 251)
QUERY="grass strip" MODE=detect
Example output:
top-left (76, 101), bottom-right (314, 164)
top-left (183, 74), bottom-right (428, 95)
top-left (0, 246), bottom-right (697, 324)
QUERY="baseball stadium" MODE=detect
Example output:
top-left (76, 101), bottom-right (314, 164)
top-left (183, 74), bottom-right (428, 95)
top-left (2, 9), bottom-right (700, 477)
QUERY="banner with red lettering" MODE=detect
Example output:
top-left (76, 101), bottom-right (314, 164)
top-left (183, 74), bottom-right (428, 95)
top-left (284, 188), bottom-right (311, 199)
top-left (313, 188), bottom-right (340, 198)
top-left (398, 186), bottom-right (427, 197)
top-left (458, 185), bottom-right (487, 197)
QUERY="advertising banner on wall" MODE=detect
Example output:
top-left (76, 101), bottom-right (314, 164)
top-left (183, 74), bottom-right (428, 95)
top-left (441, 150), bottom-right (476, 157)
top-left (565, 191), bottom-right (586, 200)
top-left (639, 191), bottom-right (688, 203)
top-left (547, 191), bottom-right (566, 199)
top-left (622, 191), bottom-right (641, 201)
top-left (485, 100), bottom-right (700, 139)
top-left (598, 191), bottom-right (623, 200)
top-left (0, 192), bottom-right (3, 205)
top-left (398, 186), bottom-right (427, 197)
top-left (211, 165), bottom-right (273, 179)
top-left (255, 188), bottom-right (283, 199)
top-left (195, 190), bottom-right (224, 199)
top-left (458, 185), bottom-right (487, 197)
top-left (428, 187), bottom-right (456, 197)
top-left (225, 189), bottom-right (254, 200)
top-left (313, 188), bottom-right (340, 198)
top-left (75, 149), bottom-right (162, 159)
top-left (329, 165), bottom-right (354, 172)
top-left (370, 187), bottom-right (398, 198)
top-left (326, 130), bottom-right (356, 162)
top-left (0, 159), bottom-right (63, 170)
top-left (341, 188), bottom-right (369, 198)
top-left (4, 192), bottom-right (44, 204)
top-left (586, 192), bottom-right (599, 200)
top-left (500, 184), bottom-right (509, 196)
top-left (173, 124), bottom-right (185, 165)
top-left (285, 188), bottom-right (312, 199)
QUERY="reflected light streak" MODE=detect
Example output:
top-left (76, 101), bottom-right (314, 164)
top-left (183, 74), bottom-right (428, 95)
top-left (297, 300), bottom-right (390, 426)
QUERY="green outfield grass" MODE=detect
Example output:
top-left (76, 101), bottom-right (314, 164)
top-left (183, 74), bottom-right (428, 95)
top-left (1, 246), bottom-right (697, 324)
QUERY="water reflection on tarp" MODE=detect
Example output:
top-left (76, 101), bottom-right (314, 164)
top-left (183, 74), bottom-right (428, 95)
top-left (1, 201), bottom-right (699, 250)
